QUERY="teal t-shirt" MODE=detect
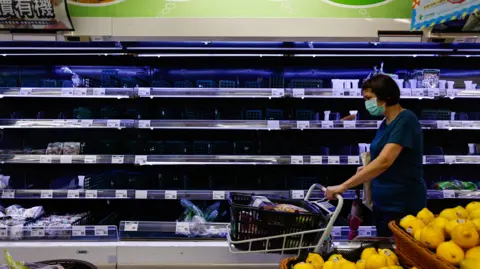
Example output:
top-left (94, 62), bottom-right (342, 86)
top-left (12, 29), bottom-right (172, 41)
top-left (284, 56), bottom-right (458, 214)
top-left (370, 109), bottom-right (427, 213)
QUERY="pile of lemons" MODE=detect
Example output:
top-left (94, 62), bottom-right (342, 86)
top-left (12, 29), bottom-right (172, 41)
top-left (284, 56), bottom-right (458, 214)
top-left (293, 248), bottom-right (407, 269)
top-left (399, 201), bottom-right (480, 268)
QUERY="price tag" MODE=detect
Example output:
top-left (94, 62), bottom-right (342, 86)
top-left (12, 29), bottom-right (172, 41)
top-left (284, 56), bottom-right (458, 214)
top-left (267, 120), bottom-right (280, 129)
top-left (138, 120), bottom-right (151, 128)
top-left (291, 190), bottom-right (305, 199)
top-left (444, 156), bottom-right (456, 164)
top-left (94, 226), bottom-right (108, 236)
top-left (74, 88), bottom-right (87, 96)
top-left (60, 155), bottom-right (73, 164)
top-left (321, 121), bottom-right (334, 129)
top-left (0, 227), bottom-right (7, 237)
top-left (292, 88), bottom-right (305, 97)
top-left (1, 190), bottom-right (14, 198)
top-left (72, 226), bottom-right (86, 237)
top-left (175, 222), bottom-right (190, 235)
top-left (213, 191), bottom-right (226, 200)
top-left (135, 190), bottom-right (148, 199)
top-left (343, 121), bottom-right (356, 129)
top-left (436, 121), bottom-right (450, 129)
top-left (61, 88), bottom-right (74, 96)
top-left (328, 156), bottom-right (340, 164)
top-left (348, 156), bottom-right (360, 165)
top-left (84, 155), bottom-right (97, 164)
top-left (331, 227), bottom-right (342, 237)
top-left (81, 120), bottom-right (93, 127)
top-left (310, 156), bottom-right (323, 164)
top-left (271, 88), bottom-right (285, 97)
top-left (332, 89), bottom-right (344, 96)
top-left (124, 221), bottom-right (139, 231)
top-left (135, 155), bottom-right (148, 164)
top-left (85, 190), bottom-right (97, 199)
top-left (115, 190), bottom-right (128, 198)
top-left (461, 121), bottom-right (474, 128)
top-left (41, 190), bottom-right (53, 198)
top-left (107, 120), bottom-right (121, 128)
top-left (19, 88), bottom-right (32, 95)
top-left (358, 227), bottom-right (373, 237)
top-left (427, 88), bottom-right (440, 97)
top-left (446, 89), bottom-right (457, 97)
top-left (290, 156), bottom-right (304, 164)
top-left (40, 155), bottom-right (52, 164)
top-left (400, 89), bottom-right (412, 96)
top-left (412, 88), bottom-right (424, 96)
top-left (377, 121), bottom-right (383, 128)
top-left (165, 190), bottom-right (177, 199)
top-left (67, 190), bottom-right (80, 199)
top-left (93, 88), bottom-right (106, 96)
top-left (296, 121), bottom-right (310, 129)
top-left (348, 89), bottom-right (361, 96)
top-left (443, 190), bottom-right (455, 199)
top-left (31, 227), bottom-right (45, 237)
top-left (138, 88), bottom-right (151, 97)
top-left (111, 155), bottom-right (124, 164)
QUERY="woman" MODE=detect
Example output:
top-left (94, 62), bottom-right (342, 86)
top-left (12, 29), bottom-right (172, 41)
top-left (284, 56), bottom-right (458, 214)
top-left (325, 74), bottom-right (427, 237)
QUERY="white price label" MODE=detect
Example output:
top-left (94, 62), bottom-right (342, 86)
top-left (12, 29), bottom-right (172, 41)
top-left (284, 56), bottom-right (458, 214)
top-left (115, 190), bottom-right (128, 198)
top-left (436, 121), bottom-right (450, 129)
top-left (111, 155), bottom-right (124, 164)
top-left (348, 156), bottom-right (360, 164)
top-left (348, 89), bottom-right (361, 96)
top-left (1, 190), bottom-right (14, 198)
top-left (412, 88), bottom-right (424, 96)
top-left (427, 88), bottom-right (440, 97)
top-left (135, 155), bottom-right (148, 164)
top-left (138, 88), bottom-right (151, 97)
top-left (124, 221), bottom-right (139, 231)
top-left (72, 226), bottom-right (86, 237)
top-left (19, 88), bottom-right (32, 95)
top-left (138, 120), bottom-right (151, 128)
top-left (343, 121), bottom-right (356, 129)
top-left (400, 89), bottom-right (412, 96)
top-left (84, 155), bottom-right (97, 164)
top-left (328, 156), bottom-right (340, 164)
top-left (377, 121), bottom-right (383, 128)
top-left (358, 227), bottom-right (373, 237)
top-left (81, 120), bottom-right (93, 127)
top-left (446, 89), bottom-right (457, 97)
top-left (321, 121), bottom-right (334, 128)
top-left (212, 191), bottom-right (226, 200)
top-left (332, 89), bottom-right (344, 96)
top-left (290, 156), bottom-right (304, 164)
top-left (165, 190), bottom-right (177, 199)
top-left (444, 156), bottom-right (456, 164)
top-left (93, 88), bottom-right (106, 96)
top-left (267, 120), bottom-right (280, 129)
top-left (107, 120), bottom-right (121, 128)
top-left (40, 155), bottom-right (52, 164)
top-left (135, 190), bottom-right (148, 199)
top-left (291, 190), bottom-right (305, 199)
top-left (0, 227), bottom-right (7, 237)
top-left (292, 88), bottom-right (305, 97)
top-left (67, 190), bottom-right (80, 199)
top-left (271, 88), bottom-right (285, 97)
top-left (332, 227), bottom-right (342, 237)
top-left (74, 88), bottom-right (87, 96)
top-left (61, 88), bottom-right (74, 96)
top-left (41, 190), bottom-right (53, 198)
top-left (85, 190), bottom-right (98, 199)
top-left (296, 121), bottom-right (310, 129)
top-left (462, 121), bottom-right (474, 128)
top-left (310, 156), bottom-right (323, 164)
top-left (175, 222), bottom-right (190, 235)
top-left (60, 155), bottom-right (73, 164)
top-left (94, 226), bottom-right (108, 236)
top-left (31, 227), bottom-right (45, 237)
top-left (443, 190), bottom-right (455, 199)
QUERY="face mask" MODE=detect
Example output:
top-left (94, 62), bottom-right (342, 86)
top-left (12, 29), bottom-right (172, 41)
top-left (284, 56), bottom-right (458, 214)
top-left (365, 98), bottom-right (385, 116)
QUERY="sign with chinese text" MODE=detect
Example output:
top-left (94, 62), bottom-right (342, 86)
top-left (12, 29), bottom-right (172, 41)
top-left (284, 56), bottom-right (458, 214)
top-left (411, 0), bottom-right (480, 30)
top-left (0, 0), bottom-right (74, 31)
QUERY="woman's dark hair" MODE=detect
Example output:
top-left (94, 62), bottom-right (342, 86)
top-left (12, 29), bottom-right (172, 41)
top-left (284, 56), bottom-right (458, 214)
top-left (362, 74), bottom-right (401, 106)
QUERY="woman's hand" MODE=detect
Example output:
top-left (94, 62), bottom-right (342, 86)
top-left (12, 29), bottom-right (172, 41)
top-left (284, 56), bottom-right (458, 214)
top-left (356, 166), bottom-right (364, 173)
top-left (325, 184), bottom-right (347, 200)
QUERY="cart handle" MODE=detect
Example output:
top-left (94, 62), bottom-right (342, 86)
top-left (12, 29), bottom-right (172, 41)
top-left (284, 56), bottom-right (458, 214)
top-left (304, 183), bottom-right (344, 253)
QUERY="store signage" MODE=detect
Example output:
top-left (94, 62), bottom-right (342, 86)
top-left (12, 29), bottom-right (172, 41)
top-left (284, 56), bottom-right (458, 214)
top-left (411, 0), bottom-right (480, 30)
top-left (0, 0), bottom-right (74, 31)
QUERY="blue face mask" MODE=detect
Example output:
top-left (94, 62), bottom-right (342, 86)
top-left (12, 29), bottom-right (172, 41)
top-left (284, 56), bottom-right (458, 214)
top-left (365, 98), bottom-right (385, 116)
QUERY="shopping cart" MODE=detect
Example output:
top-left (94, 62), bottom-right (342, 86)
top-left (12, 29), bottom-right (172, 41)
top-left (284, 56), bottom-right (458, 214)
top-left (226, 183), bottom-right (343, 257)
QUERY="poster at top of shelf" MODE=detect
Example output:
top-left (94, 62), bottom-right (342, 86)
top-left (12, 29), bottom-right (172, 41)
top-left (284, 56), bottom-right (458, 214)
top-left (411, 0), bottom-right (480, 31)
top-left (0, 0), bottom-right (74, 31)
top-left (66, 0), bottom-right (411, 18)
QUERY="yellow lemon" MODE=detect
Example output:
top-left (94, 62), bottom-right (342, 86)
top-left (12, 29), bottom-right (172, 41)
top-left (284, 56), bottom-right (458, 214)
top-left (306, 253), bottom-right (324, 269)
top-left (328, 254), bottom-right (344, 262)
top-left (446, 219), bottom-right (473, 236)
top-left (361, 248), bottom-right (378, 261)
top-left (414, 229), bottom-right (422, 241)
top-left (417, 208), bottom-right (435, 225)
top-left (406, 219), bottom-right (425, 235)
top-left (431, 217), bottom-right (449, 237)
top-left (399, 215), bottom-right (417, 230)
top-left (440, 208), bottom-right (459, 221)
top-left (324, 261), bottom-right (335, 269)
top-left (465, 247), bottom-right (480, 260)
top-left (340, 261), bottom-right (357, 269)
top-left (466, 202), bottom-right (480, 213)
top-left (356, 259), bottom-right (366, 269)
top-left (452, 223), bottom-right (479, 249)
top-left (455, 206), bottom-right (470, 219)
top-left (436, 241), bottom-right (465, 266)
top-left (420, 225), bottom-right (445, 249)
top-left (469, 209), bottom-right (480, 220)
top-left (459, 259), bottom-right (480, 269)
top-left (378, 249), bottom-right (398, 265)
top-left (388, 267), bottom-right (403, 269)
top-left (365, 254), bottom-right (387, 269)
top-left (333, 259), bottom-right (348, 269)
top-left (472, 219), bottom-right (480, 233)
top-left (293, 262), bottom-right (315, 269)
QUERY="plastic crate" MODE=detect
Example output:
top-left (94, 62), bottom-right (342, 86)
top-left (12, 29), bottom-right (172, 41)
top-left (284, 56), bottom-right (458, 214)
top-left (288, 79), bottom-right (324, 88)
top-left (291, 177), bottom-right (319, 189)
top-left (121, 78), bottom-right (136, 88)
top-left (266, 109), bottom-right (284, 120)
top-left (174, 80), bottom-right (193, 88)
top-left (269, 76), bottom-right (285, 88)
top-left (21, 79), bottom-right (39, 87)
top-left (245, 81), bottom-right (262, 88)
top-left (151, 80), bottom-right (171, 87)
top-left (193, 141), bottom-right (232, 154)
top-left (62, 80), bottom-right (73, 88)
top-left (296, 109), bottom-right (315, 120)
top-left (41, 79), bottom-right (57, 88)
top-left (73, 107), bottom-right (93, 119)
top-left (421, 109), bottom-right (451, 120)
top-left (100, 107), bottom-right (119, 119)
top-left (454, 112), bottom-right (468, 120)
top-left (146, 141), bottom-right (164, 154)
top-left (234, 141), bottom-right (255, 154)
top-left (101, 70), bottom-right (119, 87)
top-left (219, 80), bottom-right (236, 88)
top-left (164, 141), bottom-right (190, 154)
top-left (244, 110), bottom-right (263, 120)
top-left (196, 80), bottom-right (217, 88)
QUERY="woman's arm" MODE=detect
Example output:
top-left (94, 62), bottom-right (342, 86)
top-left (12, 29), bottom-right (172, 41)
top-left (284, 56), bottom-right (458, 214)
top-left (325, 143), bottom-right (403, 200)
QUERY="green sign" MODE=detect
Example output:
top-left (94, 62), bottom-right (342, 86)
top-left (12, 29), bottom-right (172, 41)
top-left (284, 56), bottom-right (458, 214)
top-left (67, 0), bottom-right (411, 18)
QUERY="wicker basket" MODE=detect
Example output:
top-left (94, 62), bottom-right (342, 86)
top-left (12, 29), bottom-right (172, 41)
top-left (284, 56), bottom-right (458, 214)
top-left (388, 221), bottom-right (457, 269)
